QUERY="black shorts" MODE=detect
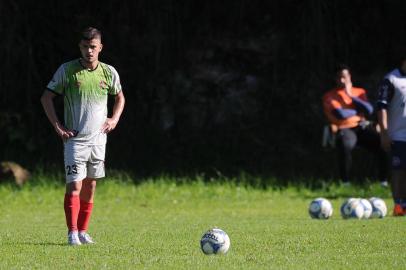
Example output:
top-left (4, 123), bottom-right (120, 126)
top-left (391, 141), bottom-right (406, 170)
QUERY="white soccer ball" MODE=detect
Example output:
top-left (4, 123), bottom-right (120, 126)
top-left (308, 198), bottom-right (333, 219)
top-left (200, 228), bottom-right (230, 255)
top-left (340, 198), bottom-right (364, 219)
top-left (369, 197), bottom-right (387, 218)
top-left (359, 198), bottom-right (373, 219)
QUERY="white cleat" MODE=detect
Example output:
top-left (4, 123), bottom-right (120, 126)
top-left (78, 232), bottom-right (95, 244)
top-left (68, 231), bottom-right (82, 246)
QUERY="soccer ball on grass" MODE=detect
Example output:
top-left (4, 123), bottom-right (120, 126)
top-left (308, 198), bottom-right (333, 219)
top-left (200, 228), bottom-right (230, 255)
top-left (369, 197), bottom-right (387, 218)
top-left (340, 198), bottom-right (364, 219)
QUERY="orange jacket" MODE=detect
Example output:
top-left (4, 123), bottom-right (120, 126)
top-left (322, 87), bottom-right (368, 130)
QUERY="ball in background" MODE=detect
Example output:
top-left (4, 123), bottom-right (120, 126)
top-left (369, 197), bottom-right (387, 218)
top-left (340, 198), bottom-right (364, 219)
top-left (200, 228), bottom-right (230, 255)
top-left (308, 198), bottom-right (333, 219)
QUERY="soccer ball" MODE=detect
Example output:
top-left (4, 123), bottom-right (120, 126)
top-left (359, 198), bottom-right (373, 219)
top-left (308, 198), bottom-right (333, 219)
top-left (369, 197), bottom-right (387, 218)
top-left (200, 228), bottom-right (230, 255)
top-left (340, 198), bottom-right (364, 219)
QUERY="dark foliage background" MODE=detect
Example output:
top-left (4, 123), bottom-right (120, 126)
top-left (1, 0), bottom-right (406, 181)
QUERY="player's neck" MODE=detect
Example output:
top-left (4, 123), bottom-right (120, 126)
top-left (79, 58), bottom-right (99, 71)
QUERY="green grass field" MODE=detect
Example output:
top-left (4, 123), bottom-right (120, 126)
top-left (0, 174), bottom-right (405, 269)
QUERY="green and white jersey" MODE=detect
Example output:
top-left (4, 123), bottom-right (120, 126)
top-left (47, 59), bottom-right (122, 144)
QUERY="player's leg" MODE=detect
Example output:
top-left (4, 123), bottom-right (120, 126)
top-left (356, 127), bottom-right (389, 186)
top-left (390, 141), bottom-right (406, 216)
top-left (77, 143), bottom-right (105, 244)
top-left (391, 170), bottom-right (406, 215)
top-left (336, 128), bottom-right (357, 184)
top-left (64, 141), bottom-right (90, 245)
top-left (65, 181), bottom-right (83, 230)
top-left (65, 181), bottom-right (83, 245)
top-left (77, 178), bottom-right (96, 244)
top-left (79, 178), bottom-right (97, 202)
top-left (398, 170), bottom-right (406, 213)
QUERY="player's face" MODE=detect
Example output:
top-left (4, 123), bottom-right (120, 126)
top-left (337, 69), bottom-right (351, 87)
top-left (79, 38), bottom-right (103, 64)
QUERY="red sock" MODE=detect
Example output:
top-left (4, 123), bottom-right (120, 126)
top-left (77, 200), bottom-right (94, 232)
top-left (64, 194), bottom-right (80, 232)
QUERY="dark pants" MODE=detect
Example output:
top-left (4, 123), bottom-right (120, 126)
top-left (335, 126), bottom-right (388, 183)
top-left (390, 141), bottom-right (406, 202)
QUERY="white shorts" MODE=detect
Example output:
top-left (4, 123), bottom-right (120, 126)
top-left (64, 141), bottom-right (106, 183)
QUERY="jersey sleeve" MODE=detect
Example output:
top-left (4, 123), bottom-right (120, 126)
top-left (46, 64), bottom-right (66, 95)
top-left (108, 66), bottom-right (122, 95)
top-left (377, 79), bottom-right (394, 110)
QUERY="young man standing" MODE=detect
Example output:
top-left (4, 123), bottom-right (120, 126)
top-left (377, 59), bottom-right (406, 216)
top-left (323, 65), bottom-right (388, 185)
top-left (41, 27), bottom-right (125, 244)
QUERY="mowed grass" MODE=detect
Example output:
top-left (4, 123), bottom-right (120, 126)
top-left (0, 175), bottom-right (405, 269)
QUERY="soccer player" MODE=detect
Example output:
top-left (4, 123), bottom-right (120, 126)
top-left (40, 27), bottom-right (125, 245)
top-left (377, 58), bottom-right (406, 216)
top-left (322, 64), bottom-right (388, 186)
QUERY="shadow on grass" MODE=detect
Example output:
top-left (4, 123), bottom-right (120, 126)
top-left (2, 242), bottom-right (67, 246)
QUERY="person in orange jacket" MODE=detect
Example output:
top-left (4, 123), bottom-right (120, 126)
top-left (322, 64), bottom-right (388, 186)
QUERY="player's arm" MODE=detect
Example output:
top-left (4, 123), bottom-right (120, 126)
top-left (40, 90), bottom-right (75, 139)
top-left (376, 79), bottom-right (394, 152)
top-left (351, 96), bottom-right (373, 115)
top-left (333, 108), bottom-right (358, 119)
top-left (377, 109), bottom-right (390, 151)
top-left (344, 86), bottom-right (373, 115)
top-left (101, 90), bottom-right (125, 133)
top-left (343, 83), bottom-right (373, 115)
top-left (323, 95), bottom-right (357, 120)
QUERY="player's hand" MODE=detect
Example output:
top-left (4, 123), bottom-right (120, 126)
top-left (54, 122), bottom-right (77, 140)
top-left (380, 131), bottom-right (392, 152)
top-left (101, 118), bottom-right (118, 134)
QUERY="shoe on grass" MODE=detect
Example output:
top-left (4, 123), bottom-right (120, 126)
top-left (393, 204), bottom-right (405, 216)
top-left (68, 231), bottom-right (82, 246)
top-left (78, 232), bottom-right (95, 244)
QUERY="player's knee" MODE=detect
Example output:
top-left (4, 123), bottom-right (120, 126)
top-left (84, 179), bottom-right (96, 190)
top-left (66, 181), bottom-right (82, 195)
top-left (80, 185), bottom-right (96, 202)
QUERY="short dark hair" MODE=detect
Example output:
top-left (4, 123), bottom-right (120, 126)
top-left (335, 64), bottom-right (350, 75)
top-left (80, 27), bottom-right (102, 41)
